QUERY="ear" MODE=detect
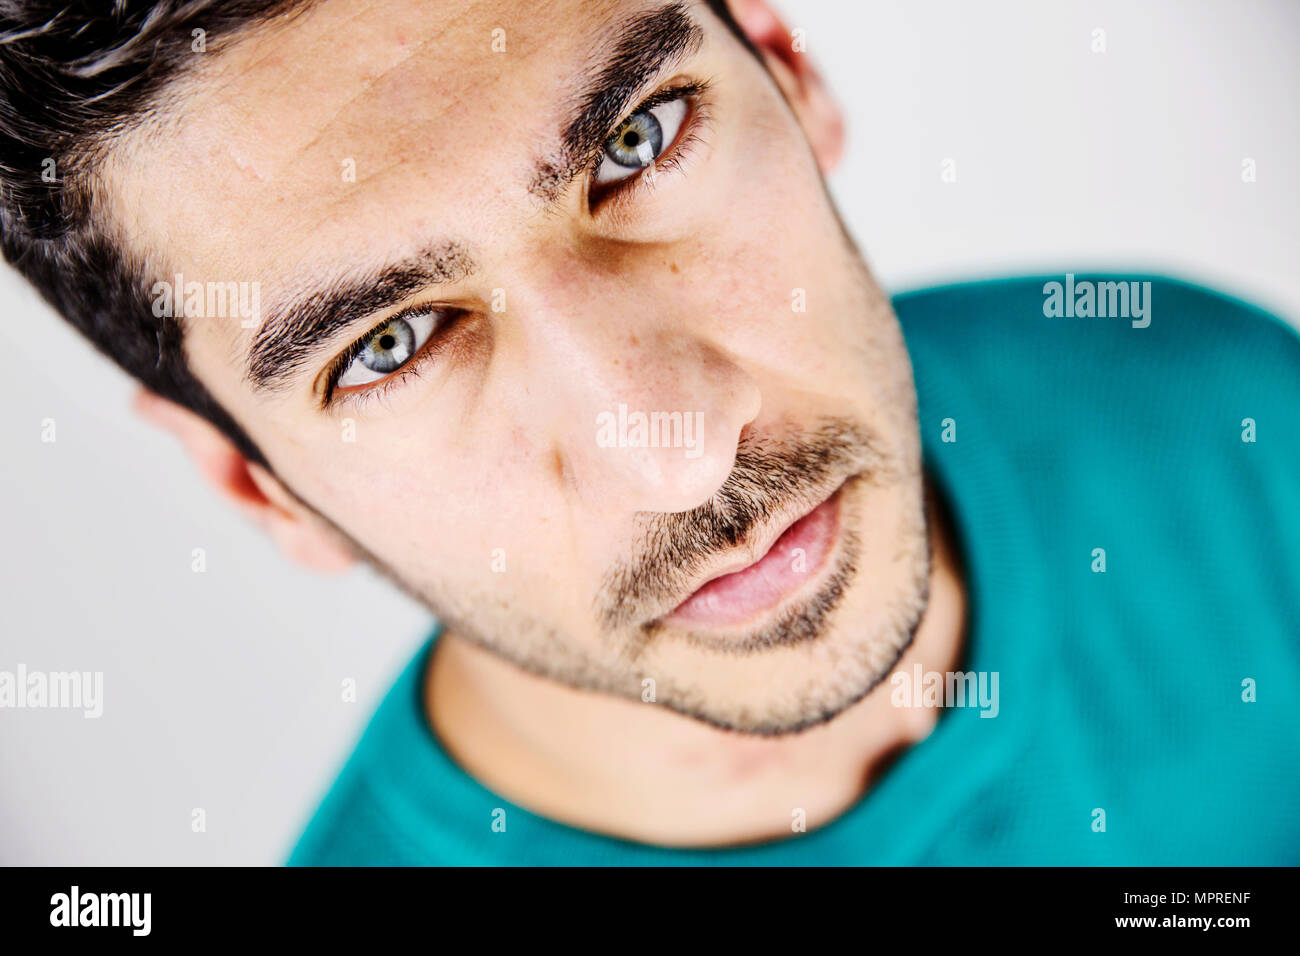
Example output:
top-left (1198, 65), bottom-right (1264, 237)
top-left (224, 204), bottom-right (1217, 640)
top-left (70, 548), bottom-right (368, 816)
top-left (132, 388), bottom-right (356, 574)
top-left (722, 0), bottom-right (845, 173)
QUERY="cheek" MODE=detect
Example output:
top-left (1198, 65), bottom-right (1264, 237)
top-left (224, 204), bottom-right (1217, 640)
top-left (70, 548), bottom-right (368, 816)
top-left (287, 418), bottom-right (571, 583)
top-left (684, 87), bottom-right (860, 326)
top-left (685, 159), bottom-right (868, 380)
top-left (663, 99), bottom-right (906, 431)
top-left (314, 431), bottom-right (486, 534)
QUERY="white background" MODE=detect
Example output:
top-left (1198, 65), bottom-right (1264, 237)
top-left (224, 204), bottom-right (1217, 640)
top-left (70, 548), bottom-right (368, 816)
top-left (1, 0), bottom-right (1297, 864)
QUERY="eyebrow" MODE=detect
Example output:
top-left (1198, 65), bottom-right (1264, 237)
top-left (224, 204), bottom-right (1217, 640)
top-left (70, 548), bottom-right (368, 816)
top-left (244, 2), bottom-right (704, 394)
top-left (529, 1), bottom-right (705, 200)
top-left (246, 242), bottom-right (475, 393)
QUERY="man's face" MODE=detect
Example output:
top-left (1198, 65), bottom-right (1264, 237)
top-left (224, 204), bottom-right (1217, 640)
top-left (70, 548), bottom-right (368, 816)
top-left (105, 0), bottom-right (929, 733)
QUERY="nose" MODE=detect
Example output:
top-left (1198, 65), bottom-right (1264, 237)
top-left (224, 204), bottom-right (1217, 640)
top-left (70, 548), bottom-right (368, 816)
top-left (502, 255), bottom-right (762, 515)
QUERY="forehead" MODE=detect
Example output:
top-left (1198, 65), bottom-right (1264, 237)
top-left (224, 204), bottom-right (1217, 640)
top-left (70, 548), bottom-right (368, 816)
top-left (103, 0), bottom-right (672, 307)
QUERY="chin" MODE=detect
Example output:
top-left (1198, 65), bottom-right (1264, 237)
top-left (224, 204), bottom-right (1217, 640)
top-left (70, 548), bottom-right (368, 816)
top-left (628, 469), bottom-right (932, 736)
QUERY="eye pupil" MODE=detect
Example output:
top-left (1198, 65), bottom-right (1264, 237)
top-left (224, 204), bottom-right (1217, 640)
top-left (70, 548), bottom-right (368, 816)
top-left (358, 319), bottom-right (416, 374)
top-left (604, 110), bottom-right (663, 169)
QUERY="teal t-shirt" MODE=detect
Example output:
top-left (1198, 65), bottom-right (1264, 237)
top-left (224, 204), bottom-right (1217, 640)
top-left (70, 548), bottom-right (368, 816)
top-left (288, 275), bottom-right (1300, 866)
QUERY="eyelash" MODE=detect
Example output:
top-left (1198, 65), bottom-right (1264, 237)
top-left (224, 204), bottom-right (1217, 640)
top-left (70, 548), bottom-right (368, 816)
top-left (321, 305), bottom-right (461, 410)
top-left (586, 80), bottom-right (714, 211)
top-left (322, 80), bottom-right (715, 410)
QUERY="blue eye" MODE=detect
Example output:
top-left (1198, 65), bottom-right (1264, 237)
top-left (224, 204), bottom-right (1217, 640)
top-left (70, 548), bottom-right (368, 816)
top-left (595, 95), bottom-right (689, 185)
top-left (337, 311), bottom-right (439, 388)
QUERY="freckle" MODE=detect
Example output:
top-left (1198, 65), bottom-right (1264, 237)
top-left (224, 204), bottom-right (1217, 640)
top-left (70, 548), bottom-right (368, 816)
top-left (670, 261), bottom-right (680, 274)
top-left (629, 335), bottom-right (639, 347)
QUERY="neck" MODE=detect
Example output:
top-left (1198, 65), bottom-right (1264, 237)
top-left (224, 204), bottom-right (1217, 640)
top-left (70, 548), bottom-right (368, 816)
top-left (425, 486), bottom-right (966, 847)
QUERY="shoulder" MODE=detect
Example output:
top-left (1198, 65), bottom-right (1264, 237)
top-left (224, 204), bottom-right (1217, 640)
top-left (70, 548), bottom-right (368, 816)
top-left (286, 768), bottom-right (392, 867)
top-left (894, 273), bottom-right (1299, 362)
top-left (894, 273), bottom-right (1300, 435)
top-left (286, 637), bottom-right (444, 867)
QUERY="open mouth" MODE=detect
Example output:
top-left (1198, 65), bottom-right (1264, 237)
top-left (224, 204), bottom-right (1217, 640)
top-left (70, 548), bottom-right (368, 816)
top-left (662, 480), bottom-right (848, 630)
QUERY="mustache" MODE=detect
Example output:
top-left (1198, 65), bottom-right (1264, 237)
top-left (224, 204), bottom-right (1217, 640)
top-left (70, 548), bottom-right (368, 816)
top-left (598, 418), bottom-right (885, 631)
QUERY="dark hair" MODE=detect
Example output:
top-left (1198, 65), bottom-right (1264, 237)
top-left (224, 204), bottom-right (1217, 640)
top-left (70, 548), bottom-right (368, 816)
top-left (0, 0), bottom-right (752, 470)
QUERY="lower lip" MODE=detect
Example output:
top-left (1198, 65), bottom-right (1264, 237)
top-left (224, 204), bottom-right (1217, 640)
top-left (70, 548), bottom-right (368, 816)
top-left (664, 488), bottom-right (844, 629)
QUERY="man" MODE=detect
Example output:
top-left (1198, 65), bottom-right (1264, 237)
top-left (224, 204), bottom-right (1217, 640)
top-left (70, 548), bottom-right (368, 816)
top-left (1, 0), bottom-right (1295, 865)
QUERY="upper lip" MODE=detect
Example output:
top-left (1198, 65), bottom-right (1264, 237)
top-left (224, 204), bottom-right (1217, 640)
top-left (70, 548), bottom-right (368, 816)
top-left (663, 476), bottom-right (850, 614)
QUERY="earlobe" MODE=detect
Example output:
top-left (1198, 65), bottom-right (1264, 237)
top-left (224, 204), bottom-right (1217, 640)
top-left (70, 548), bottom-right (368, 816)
top-left (131, 387), bottom-right (356, 575)
top-left (724, 0), bottom-right (845, 173)
top-left (133, 387), bottom-right (269, 511)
